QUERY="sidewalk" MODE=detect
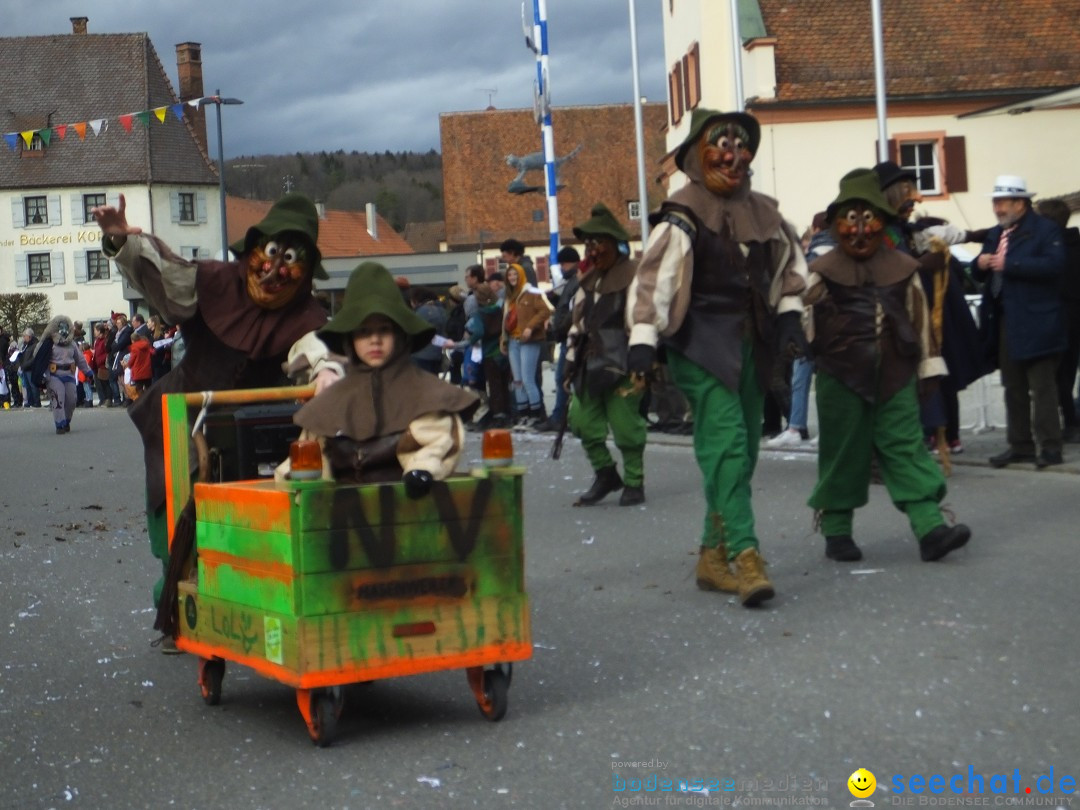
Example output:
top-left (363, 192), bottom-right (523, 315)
top-left (640, 372), bottom-right (1080, 475)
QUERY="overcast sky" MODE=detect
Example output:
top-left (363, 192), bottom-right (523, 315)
top-left (5, 0), bottom-right (667, 159)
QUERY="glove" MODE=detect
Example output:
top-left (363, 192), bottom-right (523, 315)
top-left (775, 311), bottom-right (810, 360)
top-left (325, 436), bottom-right (362, 475)
top-left (402, 469), bottom-right (434, 499)
top-left (627, 344), bottom-right (656, 376)
top-left (965, 228), bottom-right (990, 245)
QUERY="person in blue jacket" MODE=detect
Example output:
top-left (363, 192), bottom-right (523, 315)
top-left (972, 175), bottom-right (1067, 469)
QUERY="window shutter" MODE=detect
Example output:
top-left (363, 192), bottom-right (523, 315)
top-left (11, 198), bottom-right (25, 228)
top-left (15, 256), bottom-right (28, 287)
top-left (170, 191), bottom-right (181, 223)
top-left (52, 252), bottom-right (66, 284)
top-left (943, 136), bottom-right (968, 194)
top-left (874, 139), bottom-right (899, 164)
top-left (196, 193), bottom-right (208, 224)
top-left (48, 194), bottom-right (62, 225)
top-left (198, 247), bottom-right (210, 259)
top-left (71, 194), bottom-right (83, 225)
top-left (74, 251), bottom-right (88, 283)
top-left (535, 255), bottom-right (549, 283)
top-left (107, 192), bottom-right (121, 209)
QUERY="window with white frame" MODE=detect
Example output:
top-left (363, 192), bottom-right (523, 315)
top-left (83, 193), bottom-right (105, 225)
top-left (24, 196), bottom-right (48, 225)
top-left (87, 250), bottom-right (110, 280)
top-left (28, 253), bottom-right (51, 284)
top-left (898, 141), bottom-right (940, 196)
top-left (627, 201), bottom-right (642, 221)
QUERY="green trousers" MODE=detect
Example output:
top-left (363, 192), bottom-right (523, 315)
top-left (569, 377), bottom-right (646, 486)
top-left (148, 499), bottom-right (169, 608)
top-left (809, 372), bottom-right (947, 539)
top-left (667, 343), bottom-right (763, 558)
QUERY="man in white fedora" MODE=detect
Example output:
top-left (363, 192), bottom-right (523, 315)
top-left (973, 174), bottom-right (1067, 468)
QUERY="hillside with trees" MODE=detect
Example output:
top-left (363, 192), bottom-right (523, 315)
top-left (224, 150), bottom-right (443, 232)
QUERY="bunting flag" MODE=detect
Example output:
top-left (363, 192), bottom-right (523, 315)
top-left (2, 95), bottom-right (225, 153)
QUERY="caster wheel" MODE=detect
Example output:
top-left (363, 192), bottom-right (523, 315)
top-left (199, 658), bottom-right (225, 706)
top-left (300, 687), bottom-right (344, 747)
top-left (472, 664), bottom-right (510, 722)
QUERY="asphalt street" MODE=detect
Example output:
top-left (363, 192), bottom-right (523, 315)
top-left (1, 402), bottom-right (1078, 810)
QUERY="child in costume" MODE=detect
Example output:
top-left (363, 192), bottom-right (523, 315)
top-left (805, 169), bottom-right (971, 563)
top-left (32, 315), bottom-right (93, 434)
top-left (283, 262), bottom-right (479, 493)
top-left (564, 203), bottom-right (646, 507)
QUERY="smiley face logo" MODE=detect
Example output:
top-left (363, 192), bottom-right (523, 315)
top-left (848, 768), bottom-right (877, 798)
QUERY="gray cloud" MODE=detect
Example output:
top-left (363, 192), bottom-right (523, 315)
top-left (6, 0), bottom-right (666, 157)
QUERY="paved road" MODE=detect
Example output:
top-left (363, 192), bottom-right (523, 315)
top-left (1, 404), bottom-right (1077, 810)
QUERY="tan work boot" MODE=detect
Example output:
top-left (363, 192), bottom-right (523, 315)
top-left (695, 544), bottom-right (738, 593)
top-left (732, 548), bottom-right (775, 607)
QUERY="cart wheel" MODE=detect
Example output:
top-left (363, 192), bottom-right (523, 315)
top-left (199, 658), bottom-right (225, 706)
top-left (475, 666), bottom-right (510, 722)
top-left (300, 687), bottom-right (344, 747)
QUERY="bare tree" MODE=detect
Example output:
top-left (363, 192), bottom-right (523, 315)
top-left (0, 292), bottom-right (51, 335)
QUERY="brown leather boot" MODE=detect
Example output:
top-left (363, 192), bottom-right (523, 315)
top-left (732, 548), bottom-right (775, 607)
top-left (695, 545), bottom-right (738, 593)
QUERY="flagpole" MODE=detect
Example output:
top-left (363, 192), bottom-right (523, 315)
top-left (531, 0), bottom-right (561, 277)
top-left (628, 0), bottom-right (650, 246)
top-left (871, 0), bottom-right (889, 160)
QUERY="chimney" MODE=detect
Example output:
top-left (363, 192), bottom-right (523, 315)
top-left (175, 42), bottom-right (208, 157)
top-left (366, 203), bottom-right (378, 240)
top-left (70, 17), bottom-right (88, 34)
top-left (315, 201), bottom-right (326, 219)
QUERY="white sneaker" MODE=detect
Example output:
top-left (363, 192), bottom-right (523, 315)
top-left (765, 428), bottom-right (805, 448)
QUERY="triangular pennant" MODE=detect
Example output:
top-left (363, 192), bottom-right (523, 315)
top-left (170, 104), bottom-right (185, 121)
top-left (187, 98), bottom-right (203, 109)
top-left (38, 129), bottom-right (52, 147)
top-left (74, 122), bottom-right (88, 139)
top-left (135, 111), bottom-right (151, 127)
top-left (4, 133), bottom-right (19, 151)
top-left (89, 119), bottom-right (107, 136)
top-left (54, 124), bottom-right (67, 140)
top-left (21, 131), bottom-right (35, 148)
top-left (153, 107), bottom-right (167, 123)
top-left (119, 114), bottom-right (134, 133)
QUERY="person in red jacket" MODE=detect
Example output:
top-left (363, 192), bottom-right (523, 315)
top-left (126, 331), bottom-right (153, 398)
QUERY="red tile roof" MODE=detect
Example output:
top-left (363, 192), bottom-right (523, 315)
top-left (756, 0), bottom-right (1080, 104)
top-left (440, 103), bottom-right (669, 250)
top-left (226, 196), bottom-right (413, 258)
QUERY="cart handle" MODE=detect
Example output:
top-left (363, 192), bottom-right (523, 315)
top-left (178, 384), bottom-right (316, 407)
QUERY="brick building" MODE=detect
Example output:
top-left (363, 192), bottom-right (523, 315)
top-left (440, 103), bottom-right (668, 280)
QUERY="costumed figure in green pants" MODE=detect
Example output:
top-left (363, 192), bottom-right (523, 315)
top-left (564, 203), bottom-right (646, 507)
top-left (627, 109), bottom-right (809, 607)
top-left (805, 169), bottom-right (972, 563)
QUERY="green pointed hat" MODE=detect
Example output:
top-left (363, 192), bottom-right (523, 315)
top-left (675, 108), bottom-right (761, 171)
top-left (317, 262), bottom-right (435, 356)
top-left (572, 202), bottom-right (631, 242)
top-left (825, 168), bottom-right (898, 224)
top-left (229, 192), bottom-right (328, 279)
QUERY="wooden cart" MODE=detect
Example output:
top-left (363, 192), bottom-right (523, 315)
top-left (161, 386), bottom-right (531, 745)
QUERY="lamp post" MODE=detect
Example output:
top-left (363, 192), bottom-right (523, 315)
top-left (206, 90), bottom-right (244, 260)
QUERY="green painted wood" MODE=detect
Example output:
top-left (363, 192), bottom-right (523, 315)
top-left (197, 521), bottom-right (295, 566)
top-left (198, 558), bottom-right (298, 616)
top-left (179, 588), bottom-right (300, 670)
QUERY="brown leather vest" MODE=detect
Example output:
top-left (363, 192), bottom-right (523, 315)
top-left (812, 278), bottom-right (921, 403)
top-left (660, 203), bottom-right (776, 392)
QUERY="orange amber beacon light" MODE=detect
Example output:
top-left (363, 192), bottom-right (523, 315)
top-left (482, 429), bottom-right (513, 467)
top-left (289, 439), bottom-right (323, 480)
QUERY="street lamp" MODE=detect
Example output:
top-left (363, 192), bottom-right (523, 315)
top-left (206, 90), bottom-right (244, 260)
